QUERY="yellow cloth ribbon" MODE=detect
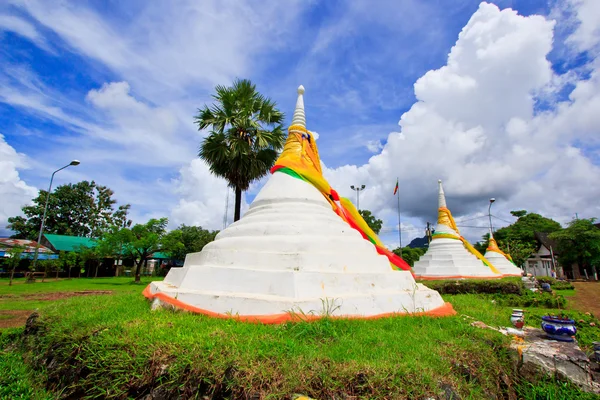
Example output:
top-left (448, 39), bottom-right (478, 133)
top-left (487, 237), bottom-right (514, 262)
top-left (434, 207), bottom-right (500, 274)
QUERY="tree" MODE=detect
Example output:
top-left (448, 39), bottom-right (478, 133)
top-left (493, 211), bottom-right (562, 249)
top-left (162, 224), bottom-right (219, 261)
top-left (96, 226), bottom-right (130, 275)
top-left (358, 210), bottom-right (383, 235)
top-left (549, 218), bottom-right (600, 277)
top-left (7, 181), bottom-right (131, 240)
top-left (117, 218), bottom-right (168, 283)
top-left (58, 251), bottom-right (78, 279)
top-left (40, 259), bottom-right (61, 281)
top-left (6, 245), bottom-right (24, 286)
top-left (392, 247), bottom-right (426, 267)
top-left (510, 210), bottom-right (528, 218)
top-left (497, 239), bottom-right (535, 268)
top-left (76, 245), bottom-right (101, 278)
top-left (195, 79), bottom-right (285, 222)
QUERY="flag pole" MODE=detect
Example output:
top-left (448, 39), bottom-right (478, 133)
top-left (397, 177), bottom-right (402, 259)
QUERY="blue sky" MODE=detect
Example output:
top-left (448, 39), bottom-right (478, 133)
top-left (1, 0), bottom-right (599, 248)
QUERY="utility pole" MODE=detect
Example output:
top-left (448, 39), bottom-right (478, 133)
top-left (426, 222), bottom-right (432, 245)
top-left (488, 198), bottom-right (496, 234)
top-left (395, 178), bottom-right (402, 258)
top-left (223, 188), bottom-right (230, 229)
top-left (350, 184), bottom-right (366, 210)
top-left (32, 160), bottom-right (80, 273)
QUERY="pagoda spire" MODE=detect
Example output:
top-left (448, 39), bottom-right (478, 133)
top-left (438, 179), bottom-right (447, 209)
top-left (291, 85), bottom-right (306, 128)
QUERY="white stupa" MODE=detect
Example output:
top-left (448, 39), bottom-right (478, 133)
top-left (484, 229), bottom-right (522, 277)
top-left (146, 86), bottom-right (453, 322)
top-left (412, 180), bottom-right (502, 280)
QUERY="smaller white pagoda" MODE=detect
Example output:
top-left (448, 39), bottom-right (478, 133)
top-left (483, 229), bottom-right (522, 277)
top-left (412, 180), bottom-right (502, 280)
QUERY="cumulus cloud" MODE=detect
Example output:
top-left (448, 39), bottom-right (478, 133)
top-left (85, 81), bottom-right (194, 165)
top-left (322, 2), bottom-right (600, 244)
top-left (0, 134), bottom-right (37, 235)
top-left (366, 140), bottom-right (384, 153)
top-left (565, 0), bottom-right (600, 53)
top-left (170, 159), bottom-right (232, 230)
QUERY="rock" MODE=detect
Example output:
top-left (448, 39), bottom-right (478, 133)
top-left (23, 312), bottom-right (40, 335)
top-left (471, 321), bottom-right (488, 329)
top-left (439, 382), bottom-right (462, 400)
top-left (512, 328), bottom-right (600, 394)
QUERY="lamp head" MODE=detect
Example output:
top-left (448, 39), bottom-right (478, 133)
top-left (361, 185), bottom-right (365, 190)
top-left (70, 160), bottom-right (81, 166)
top-left (489, 198), bottom-right (496, 203)
top-left (350, 185), bottom-right (356, 190)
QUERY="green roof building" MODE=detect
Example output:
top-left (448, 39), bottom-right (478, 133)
top-left (42, 234), bottom-right (97, 253)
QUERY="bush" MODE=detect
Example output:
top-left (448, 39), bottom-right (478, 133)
top-left (536, 276), bottom-right (574, 290)
top-left (492, 291), bottom-right (567, 309)
top-left (422, 279), bottom-right (523, 295)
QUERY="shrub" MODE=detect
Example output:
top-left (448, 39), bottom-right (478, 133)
top-left (491, 291), bottom-right (567, 309)
top-left (422, 279), bottom-right (523, 295)
top-left (535, 276), bottom-right (574, 290)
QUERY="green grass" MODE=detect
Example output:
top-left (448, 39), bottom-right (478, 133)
top-left (556, 289), bottom-right (576, 298)
top-left (0, 329), bottom-right (52, 400)
top-left (1, 277), bottom-right (599, 399)
top-left (14, 292), bottom-right (514, 399)
top-left (0, 277), bottom-right (162, 311)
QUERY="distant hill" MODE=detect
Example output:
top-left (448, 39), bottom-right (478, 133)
top-left (408, 236), bottom-right (429, 248)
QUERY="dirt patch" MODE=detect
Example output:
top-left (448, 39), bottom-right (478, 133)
top-left (571, 282), bottom-right (600, 317)
top-left (0, 290), bottom-right (113, 302)
top-left (0, 310), bottom-right (34, 329)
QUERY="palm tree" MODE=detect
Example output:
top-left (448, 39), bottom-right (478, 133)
top-left (195, 79), bottom-right (285, 222)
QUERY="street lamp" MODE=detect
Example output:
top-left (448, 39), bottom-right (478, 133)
top-left (488, 198), bottom-right (496, 233)
top-left (350, 184), bottom-right (366, 210)
top-left (31, 160), bottom-right (81, 272)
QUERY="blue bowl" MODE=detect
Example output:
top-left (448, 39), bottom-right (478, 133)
top-left (541, 316), bottom-right (577, 339)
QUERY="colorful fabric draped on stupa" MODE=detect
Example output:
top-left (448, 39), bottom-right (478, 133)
top-left (432, 206), bottom-right (501, 275)
top-left (484, 232), bottom-right (523, 277)
top-left (146, 85), bottom-right (454, 322)
top-left (270, 123), bottom-right (411, 272)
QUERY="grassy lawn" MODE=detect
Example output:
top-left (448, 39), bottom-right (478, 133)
top-left (0, 277), bottom-right (162, 311)
top-left (0, 277), bottom-right (599, 399)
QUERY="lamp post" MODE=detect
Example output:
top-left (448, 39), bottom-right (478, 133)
top-left (350, 184), bottom-right (366, 210)
top-left (31, 160), bottom-right (81, 272)
top-left (488, 198), bottom-right (496, 234)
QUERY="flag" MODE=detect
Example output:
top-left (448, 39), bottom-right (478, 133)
top-left (393, 179), bottom-right (398, 195)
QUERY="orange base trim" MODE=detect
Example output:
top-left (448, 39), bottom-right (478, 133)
top-left (416, 274), bottom-right (504, 281)
top-left (143, 285), bottom-right (456, 324)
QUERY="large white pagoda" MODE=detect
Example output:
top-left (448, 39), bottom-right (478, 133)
top-left (483, 229), bottom-right (523, 277)
top-left (412, 180), bottom-right (502, 280)
top-left (146, 86), bottom-right (453, 322)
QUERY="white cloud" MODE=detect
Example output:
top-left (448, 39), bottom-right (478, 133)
top-left (0, 14), bottom-right (51, 52)
top-left (11, 0), bottom-right (307, 101)
top-left (566, 0), bottom-right (600, 53)
top-left (0, 0), bottom-right (307, 230)
top-left (85, 81), bottom-right (195, 165)
top-left (366, 140), bottom-right (383, 153)
top-left (320, 2), bottom-right (600, 244)
top-left (0, 134), bottom-right (38, 235)
top-left (170, 159), bottom-right (231, 230)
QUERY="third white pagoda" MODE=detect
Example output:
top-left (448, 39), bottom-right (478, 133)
top-left (483, 228), bottom-right (522, 277)
top-left (412, 180), bottom-right (502, 280)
